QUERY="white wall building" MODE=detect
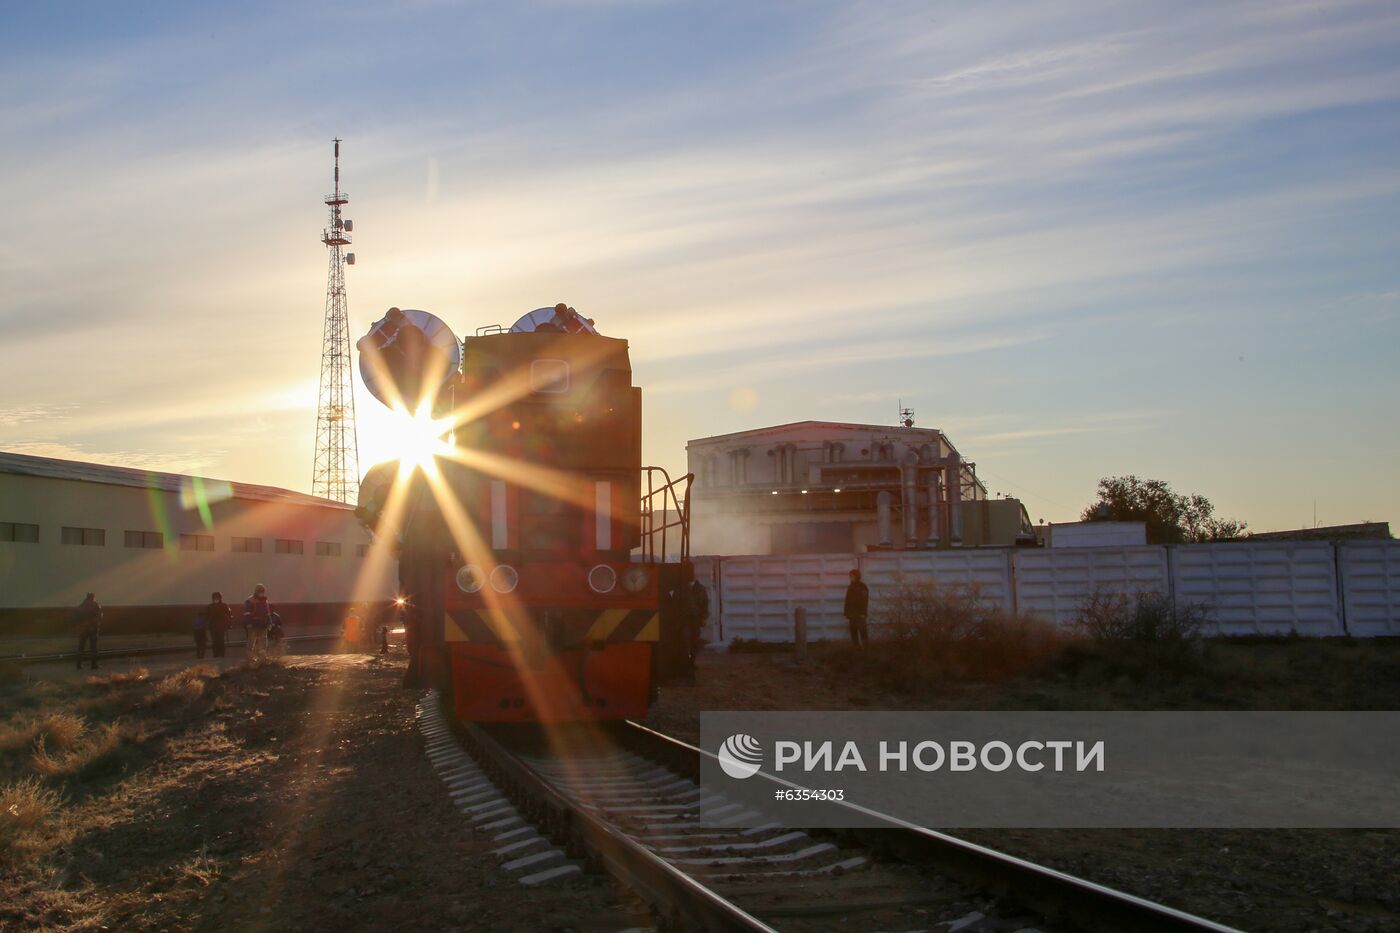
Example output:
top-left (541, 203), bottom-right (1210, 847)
top-left (0, 451), bottom-right (395, 634)
top-left (686, 421), bottom-right (1034, 556)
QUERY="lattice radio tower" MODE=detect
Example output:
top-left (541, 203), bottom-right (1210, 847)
top-left (312, 138), bottom-right (360, 501)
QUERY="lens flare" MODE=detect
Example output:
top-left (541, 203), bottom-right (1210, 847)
top-left (382, 407), bottom-right (453, 477)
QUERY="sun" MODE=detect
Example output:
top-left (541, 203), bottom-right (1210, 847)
top-left (360, 404), bottom-right (454, 477)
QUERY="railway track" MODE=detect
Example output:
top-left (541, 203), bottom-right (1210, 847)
top-left (0, 634), bottom-right (339, 667)
top-left (419, 693), bottom-right (1244, 933)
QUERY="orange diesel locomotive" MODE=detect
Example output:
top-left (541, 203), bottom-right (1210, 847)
top-left (357, 305), bottom-right (688, 723)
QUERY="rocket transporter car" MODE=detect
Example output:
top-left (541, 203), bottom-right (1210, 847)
top-left (355, 304), bottom-right (692, 722)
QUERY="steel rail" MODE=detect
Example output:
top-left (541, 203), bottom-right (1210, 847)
top-left (620, 720), bottom-right (1245, 933)
top-left (0, 634), bottom-right (339, 667)
top-left (442, 708), bottom-right (777, 932)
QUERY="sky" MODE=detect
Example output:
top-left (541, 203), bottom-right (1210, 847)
top-left (1, 0), bottom-right (1397, 532)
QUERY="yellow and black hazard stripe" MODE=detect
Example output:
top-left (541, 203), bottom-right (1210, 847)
top-left (444, 607), bottom-right (658, 644)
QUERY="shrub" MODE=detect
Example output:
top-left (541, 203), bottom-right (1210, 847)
top-left (826, 581), bottom-right (1066, 688)
top-left (1075, 589), bottom-right (1208, 645)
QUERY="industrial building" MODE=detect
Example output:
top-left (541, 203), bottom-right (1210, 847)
top-left (0, 451), bottom-right (395, 634)
top-left (686, 421), bottom-right (1035, 556)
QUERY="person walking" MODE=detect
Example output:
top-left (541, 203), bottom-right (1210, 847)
top-left (205, 592), bottom-right (233, 658)
top-left (843, 569), bottom-right (869, 647)
top-left (73, 592), bottom-right (102, 670)
top-left (193, 609), bottom-right (208, 659)
top-left (243, 584), bottom-right (274, 659)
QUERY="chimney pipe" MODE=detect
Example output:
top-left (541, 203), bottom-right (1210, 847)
top-left (877, 491), bottom-right (893, 546)
top-left (901, 451), bottom-right (919, 547)
top-left (926, 472), bottom-right (943, 547)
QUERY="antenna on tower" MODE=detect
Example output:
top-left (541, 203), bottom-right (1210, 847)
top-left (312, 138), bottom-right (360, 502)
top-left (898, 400), bottom-right (915, 428)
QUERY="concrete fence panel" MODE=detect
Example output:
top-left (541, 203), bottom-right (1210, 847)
top-left (1013, 546), bottom-right (1170, 628)
top-left (860, 550), bottom-right (1016, 617)
top-left (717, 554), bottom-right (858, 643)
top-left (1170, 542), bottom-right (1342, 636)
top-left (1338, 541), bottom-right (1400, 637)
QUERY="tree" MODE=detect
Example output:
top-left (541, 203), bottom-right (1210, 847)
top-left (1082, 475), bottom-right (1247, 544)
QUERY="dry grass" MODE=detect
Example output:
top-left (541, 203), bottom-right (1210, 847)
top-left (232, 656), bottom-right (284, 674)
top-left (29, 721), bottom-right (143, 780)
top-left (148, 665), bottom-right (220, 707)
top-left (85, 667), bottom-right (150, 687)
top-left (176, 844), bottom-right (221, 887)
top-left (0, 778), bottom-right (63, 860)
top-left (0, 713), bottom-right (87, 754)
top-left (823, 581), bottom-right (1071, 691)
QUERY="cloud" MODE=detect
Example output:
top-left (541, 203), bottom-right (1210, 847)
top-left (0, 441), bottom-right (221, 475)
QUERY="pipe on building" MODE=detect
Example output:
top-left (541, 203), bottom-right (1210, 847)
top-left (901, 451), bottom-right (919, 548)
top-left (926, 471), bottom-right (942, 547)
top-left (877, 490), bottom-right (893, 546)
top-left (946, 454), bottom-right (963, 545)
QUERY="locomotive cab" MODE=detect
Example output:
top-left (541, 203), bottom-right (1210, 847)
top-left (439, 322), bottom-right (666, 722)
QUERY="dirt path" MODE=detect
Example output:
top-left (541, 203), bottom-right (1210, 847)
top-left (2, 655), bottom-right (643, 931)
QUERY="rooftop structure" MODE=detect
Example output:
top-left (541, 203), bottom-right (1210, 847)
top-left (686, 420), bottom-right (1033, 555)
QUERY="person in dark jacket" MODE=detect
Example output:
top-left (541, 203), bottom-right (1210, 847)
top-left (843, 569), bottom-right (869, 647)
top-left (204, 592), bottom-right (233, 658)
top-left (73, 592), bottom-right (102, 670)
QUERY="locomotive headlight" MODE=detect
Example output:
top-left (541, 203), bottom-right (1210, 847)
top-left (490, 564), bottom-right (519, 593)
top-left (588, 564), bottom-right (618, 594)
top-left (621, 565), bottom-right (649, 594)
top-left (455, 564), bottom-right (485, 594)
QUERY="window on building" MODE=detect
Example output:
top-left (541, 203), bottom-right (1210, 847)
top-left (124, 530), bottom-right (163, 549)
top-left (275, 539), bottom-right (304, 555)
top-left (356, 544), bottom-right (369, 557)
top-left (315, 541), bottom-right (342, 557)
top-left (61, 526), bottom-right (104, 546)
top-left (179, 533), bottom-right (214, 552)
top-left (231, 536), bottom-right (263, 553)
top-left (1, 522), bottom-right (41, 543)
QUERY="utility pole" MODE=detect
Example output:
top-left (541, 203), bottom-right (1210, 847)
top-left (312, 138), bottom-right (360, 501)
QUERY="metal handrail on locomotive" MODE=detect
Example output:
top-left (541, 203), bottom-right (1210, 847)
top-left (354, 303), bottom-right (691, 723)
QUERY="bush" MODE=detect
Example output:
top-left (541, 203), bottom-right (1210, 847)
top-left (826, 581), bottom-right (1066, 688)
top-left (1075, 590), bottom-right (1208, 645)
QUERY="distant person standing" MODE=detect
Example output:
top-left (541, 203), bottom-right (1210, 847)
top-left (843, 569), bottom-right (869, 647)
top-left (669, 562), bottom-right (708, 676)
top-left (243, 584), bottom-right (274, 659)
top-left (73, 592), bottom-right (102, 671)
top-left (193, 608), bottom-right (209, 659)
top-left (686, 571), bottom-right (709, 666)
top-left (205, 592), bottom-right (233, 658)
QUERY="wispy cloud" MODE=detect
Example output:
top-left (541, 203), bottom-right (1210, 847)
top-left (0, 0), bottom-right (1396, 530)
